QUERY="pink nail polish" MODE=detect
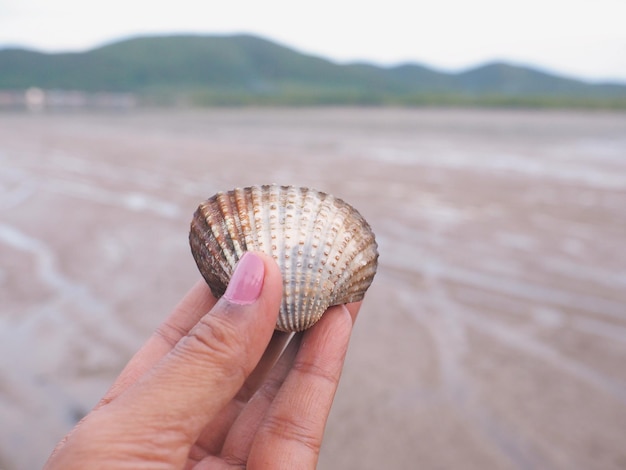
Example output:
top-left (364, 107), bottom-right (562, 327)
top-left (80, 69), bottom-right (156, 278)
top-left (223, 252), bottom-right (265, 304)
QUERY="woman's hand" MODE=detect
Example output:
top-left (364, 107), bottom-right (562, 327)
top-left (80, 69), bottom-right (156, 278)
top-left (45, 252), bottom-right (360, 469)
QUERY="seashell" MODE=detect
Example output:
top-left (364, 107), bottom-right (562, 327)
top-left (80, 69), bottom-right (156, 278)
top-left (189, 184), bottom-right (378, 332)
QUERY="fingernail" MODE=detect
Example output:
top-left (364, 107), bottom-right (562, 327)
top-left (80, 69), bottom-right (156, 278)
top-left (224, 252), bottom-right (265, 305)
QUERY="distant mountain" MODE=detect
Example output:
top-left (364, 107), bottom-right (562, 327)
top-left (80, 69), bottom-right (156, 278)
top-left (1, 34), bottom-right (625, 108)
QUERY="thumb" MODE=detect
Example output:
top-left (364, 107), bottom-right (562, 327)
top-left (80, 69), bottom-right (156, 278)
top-left (108, 252), bottom-right (283, 443)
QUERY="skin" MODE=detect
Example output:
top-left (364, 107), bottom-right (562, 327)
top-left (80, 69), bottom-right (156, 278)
top-left (45, 253), bottom-right (361, 470)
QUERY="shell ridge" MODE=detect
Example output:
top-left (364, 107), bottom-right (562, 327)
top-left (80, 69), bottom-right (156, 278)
top-left (271, 186), bottom-right (291, 330)
top-left (333, 250), bottom-right (378, 304)
top-left (330, 216), bottom-right (378, 304)
top-left (320, 201), bottom-right (350, 290)
top-left (282, 186), bottom-right (295, 330)
top-left (190, 207), bottom-right (228, 298)
top-left (243, 187), bottom-right (255, 250)
top-left (228, 188), bottom-right (247, 257)
top-left (326, 221), bottom-right (359, 304)
top-left (304, 188), bottom-right (335, 328)
top-left (308, 193), bottom-right (340, 325)
top-left (285, 187), bottom-right (296, 330)
top-left (298, 187), bottom-right (324, 328)
top-left (214, 192), bottom-right (240, 269)
top-left (227, 190), bottom-right (247, 259)
top-left (201, 199), bottom-right (234, 278)
top-left (289, 186), bottom-right (311, 329)
top-left (249, 185), bottom-right (268, 254)
top-left (285, 185), bottom-right (306, 330)
top-left (190, 201), bottom-right (230, 298)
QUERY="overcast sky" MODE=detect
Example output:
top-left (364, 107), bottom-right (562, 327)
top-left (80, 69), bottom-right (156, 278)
top-left (1, 0), bottom-right (625, 83)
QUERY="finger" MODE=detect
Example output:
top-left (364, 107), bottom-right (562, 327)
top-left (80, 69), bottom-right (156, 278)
top-left (104, 252), bottom-right (283, 453)
top-left (219, 333), bottom-right (302, 465)
top-left (189, 329), bottom-right (292, 458)
top-left (97, 279), bottom-right (218, 408)
top-left (248, 304), bottom-right (354, 469)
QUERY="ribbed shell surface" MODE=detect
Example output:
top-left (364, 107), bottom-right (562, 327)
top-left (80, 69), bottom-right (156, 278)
top-left (189, 184), bottom-right (379, 332)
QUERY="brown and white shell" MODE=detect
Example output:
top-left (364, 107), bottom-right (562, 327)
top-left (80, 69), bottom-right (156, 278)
top-left (189, 184), bottom-right (378, 332)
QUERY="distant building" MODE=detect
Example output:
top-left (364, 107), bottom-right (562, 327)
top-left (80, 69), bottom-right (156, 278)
top-left (25, 88), bottom-right (46, 111)
top-left (0, 88), bottom-right (137, 111)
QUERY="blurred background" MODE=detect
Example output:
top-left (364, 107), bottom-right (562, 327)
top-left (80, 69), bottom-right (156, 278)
top-left (1, 1), bottom-right (626, 469)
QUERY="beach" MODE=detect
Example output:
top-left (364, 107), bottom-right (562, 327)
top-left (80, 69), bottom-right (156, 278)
top-left (1, 108), bottom-right (626, 469)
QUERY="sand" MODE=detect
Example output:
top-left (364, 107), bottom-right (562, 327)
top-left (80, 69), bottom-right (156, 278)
top-left (1, 108), bottom-right (626, 469)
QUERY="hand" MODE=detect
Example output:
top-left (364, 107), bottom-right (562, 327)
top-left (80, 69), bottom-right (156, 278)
top-left (44, 252), bottom-right (361, 469)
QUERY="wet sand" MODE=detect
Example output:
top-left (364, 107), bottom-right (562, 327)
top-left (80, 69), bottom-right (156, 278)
top-left (1, 108), bottom-right (626, 469)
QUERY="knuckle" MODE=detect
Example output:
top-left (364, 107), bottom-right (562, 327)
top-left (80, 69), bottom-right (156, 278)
top-left (182, 315), bottom-right (249, 381)
top-left (263, 412), bottom-right (322, 455)
top-left (292, 358), bottom-right (339, 388)
top-left (154, 320), bottom-right (188, 348)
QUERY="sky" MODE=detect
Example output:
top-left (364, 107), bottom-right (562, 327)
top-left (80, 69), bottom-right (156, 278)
top-left (1, 0), bottom-right (626, 83)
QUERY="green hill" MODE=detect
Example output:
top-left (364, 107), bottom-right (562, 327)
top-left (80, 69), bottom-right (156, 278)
top-left (1, 34), bottom-right (625, 108)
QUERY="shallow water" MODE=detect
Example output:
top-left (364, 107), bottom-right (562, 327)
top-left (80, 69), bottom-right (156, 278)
top-left (1, 108), bottom-right (626, 469)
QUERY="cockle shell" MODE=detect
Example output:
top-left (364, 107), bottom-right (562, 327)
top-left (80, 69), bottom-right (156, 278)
top-left (189, 184), bottom-right (378, 332)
